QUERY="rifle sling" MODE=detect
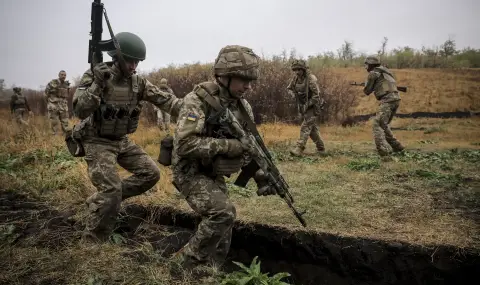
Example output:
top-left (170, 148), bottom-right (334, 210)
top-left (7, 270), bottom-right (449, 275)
top-left (194, 84), bottom-right (259, 138)
top-left (195, 85), bottom-right (262, 187)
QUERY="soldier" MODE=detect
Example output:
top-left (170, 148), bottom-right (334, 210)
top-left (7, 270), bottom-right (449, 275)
top-left (44, 70), bottom-right (71, 135)
top-left (362, 55), bottom-right (404, 156)
top-left (287, 59), bottom-right (325, 156)
top-left (170, 45), bottom-right (277, 269)
top-left (154, 78), bottom-right (173, 131)
top-left (10, 87), bottom-right (33, 126)
top-left (72, 32), bottom-right (182, 242)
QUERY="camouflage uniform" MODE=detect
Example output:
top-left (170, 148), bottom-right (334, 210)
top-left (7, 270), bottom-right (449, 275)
top-left (154, 78), bottom-right (173, 131)
top-left (73, 32), bottom-right (182, 241)
top-left (10, 87), bottom-right (32, 126)
top-left (363, 56), bottom-right (404, 156)
top-left (287, 60), bottom-right (325, 156)
top-left (44, 78), bottom-right (70, 134)
top-left (171, 45), bottom-right (273, 268)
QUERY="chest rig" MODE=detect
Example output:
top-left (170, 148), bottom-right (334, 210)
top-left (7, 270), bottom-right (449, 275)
top-left (51, 80), bottom-right (70, 100)
top-left (293, 75), bottom-right (310, 105)
top-left (12, 94), bottom-right (27, 109)
top-left (372, 67), bottom-right (398, 100)
top-left (193, 82), bottom-right (247, 139)
top-left (192, 82), bottom-right (249, 176)
top-left (94, 74), bottom-right (142, 139)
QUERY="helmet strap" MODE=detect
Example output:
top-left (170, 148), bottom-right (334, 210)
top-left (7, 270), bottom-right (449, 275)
top-left (216, 76), bottom-right (236, 98)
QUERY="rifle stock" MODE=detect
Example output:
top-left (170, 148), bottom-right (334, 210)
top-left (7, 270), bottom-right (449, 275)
top-left (88, 0), bottom-right (128, 76)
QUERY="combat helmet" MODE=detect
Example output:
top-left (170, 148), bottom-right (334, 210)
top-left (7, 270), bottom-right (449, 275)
top-left (364, 55), bottom-right (380, 65)
top-left (291, 59), bottom-right (308, 71)
top-left (107, 32), bottom-right (146, 61)
top-left (214, 45), bottom-right (260, 80)
top-left (13, 87), bottom-right (21, 93)
top-left (160, 78), bottom-right (168, 85)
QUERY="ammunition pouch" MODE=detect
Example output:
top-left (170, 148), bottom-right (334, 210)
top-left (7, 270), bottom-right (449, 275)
top-left (158, 135), bottom-right (174, 166)
top-left (65, 126), bottom-right (85, 157)
top-left (211, 155), bottom-right (244, 176)
top-left (95, 104), bottom-right (142, 139)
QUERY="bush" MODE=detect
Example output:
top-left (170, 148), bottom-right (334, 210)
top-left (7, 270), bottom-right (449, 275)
top-left (146, 57), bottom-right (359, 124)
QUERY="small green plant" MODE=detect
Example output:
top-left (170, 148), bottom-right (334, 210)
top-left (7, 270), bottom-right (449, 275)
top-left (110, 233), bottom-right (126, 245)
top-left (411, 169), bottom-right (463, 183)
top-left (221, 256), bottom-right (291, 285)
top-left (86, 275), bottom-right (104, 285)
top-left (0, 224), bottom-right (20, 244)
top-left (346, 158), bottom-right (380, 171)
top-left (423, 126), bottom-right (444, 134)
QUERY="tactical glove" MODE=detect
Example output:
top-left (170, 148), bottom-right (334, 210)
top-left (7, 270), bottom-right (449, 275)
top-left (93, 62), bottom-right (111, 85)
top-left (256, 185), bottom-right (277, 196)
top-left (254, 169), bottom-right (277, 196)
top-left (225, 139), bottom-right (249, 158)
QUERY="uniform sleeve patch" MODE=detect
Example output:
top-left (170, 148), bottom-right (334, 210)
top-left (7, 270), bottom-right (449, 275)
top-left (187, 113), bottom-right (198, 121)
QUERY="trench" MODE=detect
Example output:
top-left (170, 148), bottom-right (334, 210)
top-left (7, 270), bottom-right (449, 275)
top-left (1, 190), bottom-right (478, 285)
top-left (117, 204), bottom-right (480, 285)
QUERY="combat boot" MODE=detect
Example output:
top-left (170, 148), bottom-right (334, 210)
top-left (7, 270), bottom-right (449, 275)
top-left (392, 144), bottom-right (405, 153)
top-left (290, 146), bottom-right (304, 156)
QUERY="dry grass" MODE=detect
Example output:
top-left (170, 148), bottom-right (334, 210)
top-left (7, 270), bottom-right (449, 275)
top-left (1, 105), bottom-right (479, 284)
top-left (3, 109), bottom-right (478, 246)
top-left (333, 67), bottom-right (480, 115)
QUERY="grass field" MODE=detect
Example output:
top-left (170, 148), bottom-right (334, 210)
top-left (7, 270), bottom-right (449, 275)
top-left (334, 67), bottom-right (480, 115)
top-left (1, 71), bottom-right (479, 283)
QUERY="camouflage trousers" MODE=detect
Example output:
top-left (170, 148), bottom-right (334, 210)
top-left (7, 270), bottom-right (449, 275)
top-left (296, 109), bottom-right (325, 151)
top-left (156, 109), bottom-right (171, 131)
top-left (176, 174), bottom-right (236, 266)
top-left (83, 136), bottom-right (161, 240)
top-left (372, 101), bottom-right (404, 156)
top-left (47, 101), bottom-right (69, 135)
top-left (13, 108), bottom-right (29, 126)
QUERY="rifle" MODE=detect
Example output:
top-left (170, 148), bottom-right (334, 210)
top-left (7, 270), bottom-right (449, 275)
top-left (213, 101), bottom-right (307, 227)
top-left (88, 0), bottom-right (129, 78)
top-left (350, 81), bottom-right (407, 93)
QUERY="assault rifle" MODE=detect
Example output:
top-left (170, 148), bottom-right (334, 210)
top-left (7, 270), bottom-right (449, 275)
top-left (216, 102), bottom-right (307, 227)
top-left (350, 82), bottom-right (407, 93)
top-left (88, 0), bottom-right (129, 77)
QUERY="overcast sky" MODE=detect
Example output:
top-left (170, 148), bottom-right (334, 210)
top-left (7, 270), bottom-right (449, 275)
top-left (1, 0), bottom-right (478, 89)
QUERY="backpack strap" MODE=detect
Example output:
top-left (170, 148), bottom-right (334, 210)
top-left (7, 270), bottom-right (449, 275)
top-left (193, 82), bottom-right (224, 112)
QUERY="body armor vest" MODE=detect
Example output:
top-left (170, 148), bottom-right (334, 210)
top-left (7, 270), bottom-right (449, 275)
top-left (372, 67), bottom-right (399, 101)
top-left (94, 75), bottom-right (141, 139)
top-left (49, 80), bottom-right (70, 102)
top-left (293, 75), bottom-right (311, 104)
top-left (12, 94), bottom-right (27, 109)
top-left (193, 82), bottom-right (247, 175)
top-left (58, 85), bottom-right (69, 99)
top-left (195, 82), bottom-right (247, 139)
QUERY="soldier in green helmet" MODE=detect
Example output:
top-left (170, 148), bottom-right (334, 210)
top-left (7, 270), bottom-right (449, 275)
top-left (363, 55), bottom-right (404, 157)
top-left (72, 32), bottom-right (183, 242)
top-left (287, 59), bottom-right (326, 156)
top-left (10, 87), bottom-right (33, 127)
top-left (170, 45), bottom-right (277, 269)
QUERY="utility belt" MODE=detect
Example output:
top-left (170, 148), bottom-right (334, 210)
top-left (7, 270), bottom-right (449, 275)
top-left (200, 155), bottom-right (244, 177)
top-left (12, 103), bottom-right (27, 110)
top-left (94, 103), bottom-right (142, 139)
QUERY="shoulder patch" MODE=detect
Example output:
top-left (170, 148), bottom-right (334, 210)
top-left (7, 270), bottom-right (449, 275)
top-left (187, 113), bottom-right (198, 121)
